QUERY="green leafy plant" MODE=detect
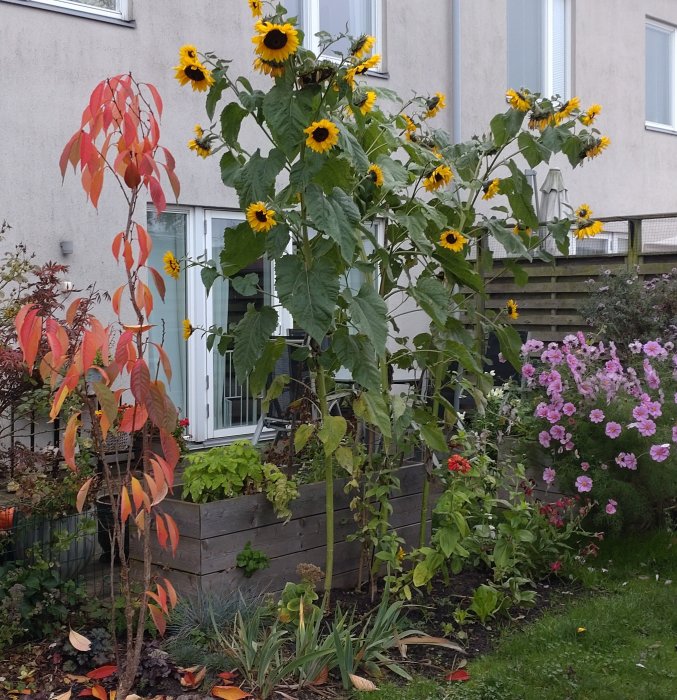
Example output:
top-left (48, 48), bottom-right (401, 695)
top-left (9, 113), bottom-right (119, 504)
top-left (236, 541), bottom-right (270, 578)
top-left (182, 441), bottom-right (298, 519)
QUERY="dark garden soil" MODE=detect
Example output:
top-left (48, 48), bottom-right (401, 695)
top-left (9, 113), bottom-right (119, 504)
top-left (3, 570), bottom-right (581, 700)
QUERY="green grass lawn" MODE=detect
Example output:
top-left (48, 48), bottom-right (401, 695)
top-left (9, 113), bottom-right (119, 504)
top-left (356, 530), bottom-right (677, 700)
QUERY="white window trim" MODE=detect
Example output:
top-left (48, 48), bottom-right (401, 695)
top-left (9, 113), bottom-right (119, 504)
top-left (18, 0), bottom-right (131, 20)
top-left (646, 18), bottom-right (677, 132)
top-left (544, 0), bottom-right (571, 98)
top-left (300, 0), bottom-right (385, 72)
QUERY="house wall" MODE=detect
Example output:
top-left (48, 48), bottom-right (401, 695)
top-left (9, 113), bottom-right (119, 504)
top-left (1, 0), bottom-right (453, 295)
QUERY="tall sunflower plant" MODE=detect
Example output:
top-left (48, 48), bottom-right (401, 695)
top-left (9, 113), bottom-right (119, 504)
top-left (174, 2), bottom-right (608, 603)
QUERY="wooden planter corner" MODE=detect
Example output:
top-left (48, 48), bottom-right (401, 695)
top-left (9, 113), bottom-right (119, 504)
top-left (130, 462), bottom-right (435, 598)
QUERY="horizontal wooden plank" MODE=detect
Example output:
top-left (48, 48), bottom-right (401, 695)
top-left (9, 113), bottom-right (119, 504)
top-left (485, 298), bottom-right (585, 310)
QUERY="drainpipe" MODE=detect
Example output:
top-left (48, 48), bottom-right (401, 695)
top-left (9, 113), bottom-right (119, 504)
top-left (452, 0), bottom-right (461, 142)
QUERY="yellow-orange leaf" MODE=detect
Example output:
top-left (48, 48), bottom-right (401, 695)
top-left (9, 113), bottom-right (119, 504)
top-left (155, 513), bottom-right (168, 549)
top-left (76, 477), bottom-right (93, 513)
top-left (165, 512), bottom-right (179, 555)
top-left (130, 476), bottom-right (145, 511)
top-left (69, 627), bottom-right (92, 651)
top-left (164, 577), bottom-right (178, 609)
top-left (211, 687), bottom-right (251, 699)
top-left (91, 684), bottom-right (108, 700)
top-left (121, 323), bottom-right (154, 333)
top-left (120, 486), bottom-right (132, 523)
top-left (148, 602), bottom-right (167, 636)
top-left (50, 384), bottom-right (70, 421)
top-left (63, 413), bottom-right (81, 471)
top-left (55, 691), bottom-right (72, 700)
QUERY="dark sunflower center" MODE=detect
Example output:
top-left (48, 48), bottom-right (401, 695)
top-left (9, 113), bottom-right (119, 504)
top-left (313, 127), bottom-right (329, 142)
top-left (446, 233), bottom-right (458, 244)
top-left (255, 210), bottom-right (268, 223)
top-left (356, 65), bottom-right (369, 75)
top-left (264, 29), bottom-right (288, 50)
top-left (185, 65), bottom-right (206, 81)
top-left (434, 171), bottom-right (443, 182)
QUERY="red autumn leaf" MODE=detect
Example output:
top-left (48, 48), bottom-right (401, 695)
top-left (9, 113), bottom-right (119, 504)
top-left (124, 162), bottom-right (141, 189)
top-left (217, 671), bottom-right (238, 683)
top-left (63, 413), bottom-right (81, 471)
top-left (148, 602), bottom-right (167, 636)
top-left (86, 664), bottom-right (118, 680)
top-left (445, 669), bottom-right (471, 682)
top-left (211, 687), bottom-right (251, 700)
top-left (180, 666), bottom-right (206, 689)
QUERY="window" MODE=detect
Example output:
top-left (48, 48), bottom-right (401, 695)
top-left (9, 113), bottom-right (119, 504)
top-left (507, 0), bottom-right (569, 97)
top-left (20, 0), bottom-right (130, 20)
top-left (285, 0), bottom-right (383, 66)
top-left (646, 20), bottom-right (676, 130)
top-left (147, 207), bottom-right (291, 443)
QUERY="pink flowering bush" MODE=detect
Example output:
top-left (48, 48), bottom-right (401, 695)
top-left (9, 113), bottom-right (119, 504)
top-left (521, 333), bottom-right (677, 532)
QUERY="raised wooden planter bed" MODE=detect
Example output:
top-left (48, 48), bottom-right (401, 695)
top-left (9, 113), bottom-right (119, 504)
top-left (131, 462), bottom-right (435, 598)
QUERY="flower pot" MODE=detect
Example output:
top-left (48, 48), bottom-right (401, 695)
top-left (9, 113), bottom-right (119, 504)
top-left (96, 495), bottom-right (129, 564)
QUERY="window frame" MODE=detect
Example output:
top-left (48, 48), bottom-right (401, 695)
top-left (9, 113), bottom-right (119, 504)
top-left (6, 0), bottom-right (131, 21)
top-left (645, 19), bottom-right (677, 133)
top-left (298, 0), bottom-right (385, 72)
top-left (507, 0), bottom-right (571, 98)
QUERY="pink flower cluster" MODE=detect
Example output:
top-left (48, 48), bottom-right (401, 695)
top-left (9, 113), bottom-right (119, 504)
top-left (523, 333), bottom-right (677, 508)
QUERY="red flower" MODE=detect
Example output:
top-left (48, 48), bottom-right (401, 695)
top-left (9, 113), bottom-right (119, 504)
top-left (550, 560), bottom-right (562, 572)
top-left (179, 417), bottom-right (190, 427)
top-left (447, 454), bottom-right (472, 474)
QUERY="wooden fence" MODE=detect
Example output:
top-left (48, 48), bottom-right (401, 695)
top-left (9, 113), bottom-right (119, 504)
top-left (480, 214), bottom-right (677, 342)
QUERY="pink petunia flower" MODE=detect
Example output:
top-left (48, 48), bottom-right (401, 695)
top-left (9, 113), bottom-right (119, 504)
top-left (605, 422), bottom-right (622, 439)
top-left (649, 444), bottom-right (670, 462)
top-left (589, 409), bottom-right (605, 423)
top-left (550, 425), bottom-right (566, 441)
top-left (632, 404), bottom-right (650, 421)
top-left (535, 402), bottom-right (549, 418)
top-left (643, 340), bottom-right (663, 358)
top-left (605, 499), bottom-right (617, 515)
top-left (580, 461), bottom-right (590, 471)
top-left (522, 363), bottom-right (535, 378)
top-left (629, 340), bottom-right (643, 354)
top-left (647, 401), bottom-right (662, 418)
top-left (546, 408), bottom-right (562, 424)
top-left (635, 419), bottom-right (657, 437)
top-left (615, 452), bottom-right (638, 470)
top-left (575, 475), bottom-right (593, 492)
top-left (538, 431), bottom-right (552, 448)
top-left (542, 467), bottom-right (557, 485)
top-left (562, 402), bottom-right (576, 416)
top-left (672, 425), bottom-right (677, 443)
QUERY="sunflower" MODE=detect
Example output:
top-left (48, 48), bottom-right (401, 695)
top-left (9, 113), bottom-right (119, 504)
top-left (368, 163), bottom-right (384, 187)
top-left (506, 299), bottom-right (519, 320)
top-left (575, 203), bottom-right (593, 220)
top-left (576, 220), bottom-right (604, 239)
top-left (439, 229), bottom-right (467, 252)
top-left (423, 164), bottom-right (453, 192)
top-left (580, 104), bottom-right (602, 126)
top-left (252, 21), bottom-right (299, 62)
top-left (163, 251), bottom-right (180, 280)
top-left (513, 224), bottom-right (532, 236)
top-left (351, 34), bottom-right (376, 59)
top-left (174, 60), bottom-right (215, 92)
top-left (246, 202), bottom-right (277, 233)
top-left (402, 114), bottom-right (417, 140)
top-left (254, 57), bottom-right (285, 77)
top-left (345, 54), bottom-right (381, 87)
top-left (425, 92), bottom-right (446, 119)
top-left (353, 90), bottom-right (377, 116)
top-left (188, 124), bottom-right (212, 158)
top-left (506, 88), bottom-right (532, 112)
top-left (482, 178), bottom-right (500, 200)
top-left (248, 0), bottom-right (262, 18)
top-left (584, 135), bottom-right (610, 159)
top-left (178, 44), bottom-right (199, 63)
top-left (528, 108), bottom-right (554, 131)
top-left (553, 96), bottom-right (580, 125)
top-left (182, 319), bottom-right (194, 341)
top-left (304, 119), bottom-right (340, 154)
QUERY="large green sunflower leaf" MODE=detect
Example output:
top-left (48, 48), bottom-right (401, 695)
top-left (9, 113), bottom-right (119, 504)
top-left (490, 109), bottom-right (525, 147)
top-left (276, 255), bottom-right (339, 342)
top-left (219, 221), bottom-right (267, 277)
top-left (411, 276), bottom-right (451, 327)
top-left (482, 217), bottom-right (530, 257)
top-left (391, 211), bottom-right (434, 255)
top-left (221, 102), bottom-right (249, 148)
top-left (348, 282), bottom-right (388, 354)
top-left (318, 415), bottom-right (347, 456)
top-left (337, 122), bottom-right (370, 171)
top-left (331, 328), bottom-right (381, 392)
top-left (375, 154), bottom-right (409, 189)
top-left (505, 161), bottom-right (539, 229)
top-left (249, 337), bottom-right (286, 396)
top-left (235, 148), bottom-right (286, 209)
top-left (517, 131), bottom-right (552, 168)
top-left (353, 391), bottom-right (391, 438)
top-left (494, 324), bottom-right (523, 373)
top-left (232, 304), bottom-right (279, 382)
top-left (263, 83), bottom-right (319, 157)
top-left (220, 152), bottom-right (242, 188)
top-left (304, 185), bottom-right (360, 263)
top-left (435, 248), bottom-right (483, 292)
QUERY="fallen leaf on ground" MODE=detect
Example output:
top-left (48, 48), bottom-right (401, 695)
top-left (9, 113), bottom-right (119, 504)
top-left (349, 674), bottom-right (378, 691)
top-left (55, 692), bottom-right (72, 700)
top-left (217, 670), bottom-right (238, 683)
top-left (179, 665), bottom-right (207, 689)
top-left (310, 665), bottom-right (329, 686)
top-left (69, 628), bottom-right (92, 652)
top-left (211, 686), bottom-right (252, 699)
top-left (445, 669), bottom-right (471, 681)
top-left (86, 664), bottom-right (118, 680)
top-left (400, 635), bottom-right (465, 653)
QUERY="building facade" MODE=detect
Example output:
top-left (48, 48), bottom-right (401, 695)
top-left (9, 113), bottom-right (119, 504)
top-left (2, 0), bottom-right (677, 441)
